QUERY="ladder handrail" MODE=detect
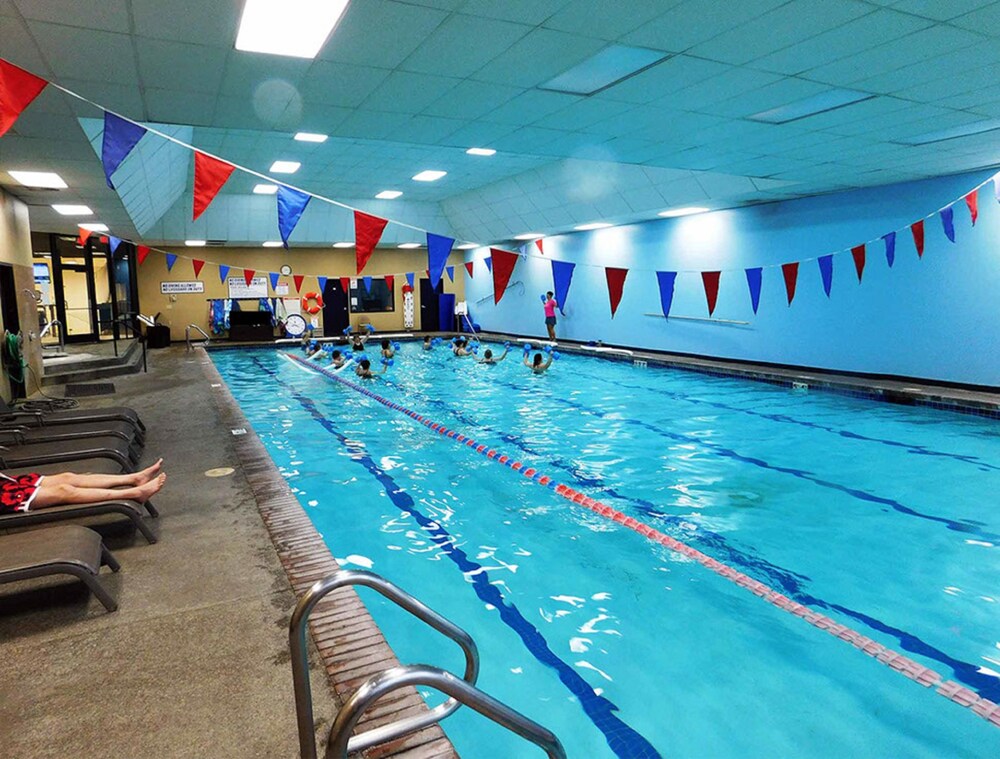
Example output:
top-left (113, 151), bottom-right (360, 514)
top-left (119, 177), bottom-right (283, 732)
top-left (327, 665), bottom-right (567, 759)
top-left (185, 324), bottom-right (211, 351)
top-left (289, 569), bottom-right (479, 759)
top-left (39, 318), bottom-right (65, 352)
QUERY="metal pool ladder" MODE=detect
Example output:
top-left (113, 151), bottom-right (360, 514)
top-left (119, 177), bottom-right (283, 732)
top-left (185, 324), bottom-right (211, 351)
top-left (290, 569), bottom-right (566, 759)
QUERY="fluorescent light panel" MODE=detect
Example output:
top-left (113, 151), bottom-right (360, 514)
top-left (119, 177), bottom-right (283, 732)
top-left (235, 0), bottom-right (349, 59)
top-left (270, 161), bottom-right (300, 174)
top-left (658, 206), bottom-right (709, 218)
top-left (898, 119), bottom-right (1000, 145)
top-left (455, 243), bottom-right (479, 249)
top-left (8, 170), bottom-right (67, 188)
top-left (185, 240), bottom-right (206, 246)
top-left (294, 132), bottom-right (328, 143)
top-left (466, 147), bottom-right (495, 156)
top-left (262, 241), bottom-right (283, 247)
top-left (52, 204), bottom-right (92, 216)
top-left (79, 223), bottom-right (109, 232)
top-left (397, 243), bottom-right (421, 249)
top-left (575, 222), bottom-right (612, 231)
top-left (514, 233), bottom-right (543, 240)
top-left (253, 183), bottom-right (278, 194)
top-left (412, 170), bottom-right (446, 182)
top-left (375, 190), bottom-right (402, 199)
top-left (540, 45), bottom-right (669, 96)
top-left (333, 242), bottom-right (354, 248)
top-left (749, 89), bottom-right (873, 124)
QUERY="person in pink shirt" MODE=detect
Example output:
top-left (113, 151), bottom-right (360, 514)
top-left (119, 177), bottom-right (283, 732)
top-left (542, 291), bottom-right (558, 341)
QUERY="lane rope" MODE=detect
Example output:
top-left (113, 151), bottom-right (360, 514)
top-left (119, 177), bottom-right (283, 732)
top-left (284, 352), bottom-right (1000, 730)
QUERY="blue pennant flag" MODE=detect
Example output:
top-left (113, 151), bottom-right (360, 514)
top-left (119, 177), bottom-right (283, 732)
top-left (818, 255), bottom-right (834, 297)
top-left (485, 257), bottom-right (492, 273)
top-left (551, 260), bottom-right (575, 316)
top-left (165, 253), bottom-right (177, 271)
top-left (940, 205), bottom-right (955, 242)
top-left (405, 272), bottom-right (415, 288)
top-left (277, 186), bottom-right (311, 248)
top-left (446, 265), bottom-right (455, 282)
top-left (317, 276), bottom-right (328, 294)
top-left (363, 276), bottom-right (372, 293)
top-left (882, 232), bottom-right (896, 268)
top-left (219, 265), bottom-right (230, 283)
top-left (656, 271), bottom-right (677, 319)
top-left (269, 272), bottom-right (279, 290)
top-left (744, 267), bottom-right (762, 314)
top-left (426, 232), bottom-right (454, 290)
top-left (101, 111), bottom-right (147, 189)
top-left (107, 235), bottom-right (122, 254)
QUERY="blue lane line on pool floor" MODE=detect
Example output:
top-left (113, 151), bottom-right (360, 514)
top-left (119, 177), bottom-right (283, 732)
top-left (371, 371), bottom-right (1000, 703)
top-left (257, 357), bottom-right (662, 759)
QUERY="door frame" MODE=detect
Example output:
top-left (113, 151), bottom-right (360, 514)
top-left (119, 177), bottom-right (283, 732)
top-left (49, 234), bottom-right (99, 343)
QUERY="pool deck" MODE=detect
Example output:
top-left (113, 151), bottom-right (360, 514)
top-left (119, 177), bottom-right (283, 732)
top-left (0, 345), bottom-right (456, 759)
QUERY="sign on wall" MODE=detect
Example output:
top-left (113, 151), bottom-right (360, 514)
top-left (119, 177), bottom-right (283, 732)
top-left (227, 276), bottom-right (267, 299)
top-left (161, 281), bottom-right (205, 294)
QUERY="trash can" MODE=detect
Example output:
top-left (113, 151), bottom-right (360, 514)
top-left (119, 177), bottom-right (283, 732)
top-left (146, 324), bottom-right (171, 349)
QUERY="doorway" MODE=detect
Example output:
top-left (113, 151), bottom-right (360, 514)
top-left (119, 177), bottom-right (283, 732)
top-left (419, 277), bottom-right (444, 331)
top-left (321, 278), bottom-right (350, 335)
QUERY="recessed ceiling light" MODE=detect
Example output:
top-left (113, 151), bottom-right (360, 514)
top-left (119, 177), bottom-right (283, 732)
top-left (333, 242), bottom-right (354, 248)
top-left (235, 0), bottom-right (349, 59)
top-left (79, 223), bottom-right (109, 232)
top-left (575, 222), bottom-right (612, 231)
top-left (397, 243), bottom-right (421, 249)
top-left (540, 44), bottom-right (669, 96)
top-left (8, 170), bottom-right (67, 188)
top-left (294, 132), bottom-right (328, 143)
top-left (466, 148), bottom-right (496, 156)
top-left (748, 89), bottom-right (873, 124)
top-left (270, 161), bottom-right (300, 174)
top-left (375, 190), bottom-right (402, 199)
top-left (185, 240), bottom-right (206, 247)
top-left (253, 183), bottom-right (278, 194)
top-left (262, 241), bottom-right (283, 247)
top-left (412, 170), bottom-right (446, 182)
top-left (52, 204), bottom-right (92, 216)
top-left (514, 232), bottom-right (543, 240)
top-left (455, 243), bottom-right (479, 250)
top-left (658, 207), bottom-right (709, 218)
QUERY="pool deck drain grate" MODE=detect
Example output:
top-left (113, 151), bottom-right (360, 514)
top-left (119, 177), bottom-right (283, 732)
top-left (64, 382), bottom-right (116, 397)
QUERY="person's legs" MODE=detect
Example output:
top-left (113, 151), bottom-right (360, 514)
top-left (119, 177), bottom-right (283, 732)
top-left (33, 473), bottom-right (166, 509)
top-left (547, 321), bottom-right (556, 340)
top-left (45, 459), bottom-right (163, 489)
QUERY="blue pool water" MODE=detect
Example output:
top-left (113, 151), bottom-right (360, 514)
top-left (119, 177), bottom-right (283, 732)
top-left (212, 344), bottom-right (1000, 758)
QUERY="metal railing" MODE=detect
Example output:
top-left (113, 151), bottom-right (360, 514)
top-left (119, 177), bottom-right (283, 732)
top-left (39, 318), bottom-right (65, 353)
top-left (185, 324), bottom-right (211, 351)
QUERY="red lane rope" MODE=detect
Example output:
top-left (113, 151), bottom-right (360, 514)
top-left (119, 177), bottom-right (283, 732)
top-left (284, 352), bottom-right (1000, 729)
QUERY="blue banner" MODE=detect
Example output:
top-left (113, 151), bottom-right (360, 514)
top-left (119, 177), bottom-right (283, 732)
top-left (744, 267), bottom-right (762, 314)
top-left (940, 205), bottom-right (955, 242)
top-left (165, 253), bottom-right (177, 271)
top-left (363, 276), bottom-right (372, 293)
top-left (882, 231), bottom-right (896, 268)
top-left (107, 235), bottom-right (122, 254)
top-left (551, 260), bottom-right (575, 316)
top-left (446, 265), bottom-right (454, 282)
top-left (405, 272), bottom-right (415, 288)
top-left (485, 257), bottom-right (492, 273)
top-left (818, 255), bottom-right (834, 297)
top-left (317, 276), bottom-right (327, 294)
top-left (101, 111), bottom-right (146, 189)
top-left (656, 271), bottom-right (677, 319)
top-left (269, 272), bottom-right (279, 290)
top-left (219, 265), bottom-right (229, 283)
top-left (426, 232), bottom-right (454, 290)
top-left (277, 186), bottom-right (311, 248)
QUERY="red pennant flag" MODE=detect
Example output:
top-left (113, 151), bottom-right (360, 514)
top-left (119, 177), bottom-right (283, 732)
top-left (464, 261), bottom-right (474, 278)
top-left (99, 235), bottom-right (109, 244)
top-left (192, 151), bottom-right (235, 220)
top-left (489, 248), bottom-right (519, 304)
top-left (425, 269), bottom-right (430, 278)
top-left (385, 274), bottom-right (394, 291)
top-left (781, 262), bottom-right (799, 305)
top-left (136, 245), bottom-right (151, 265)
top-left (293, 274), bottom-right (305, 293)
top-left (339, 276), bottom-right (350, 294)
top-left (851, 245), bottom-right (866, 283)
top-left (535, 239), bottom-right (544, 255)
top-left (702, 271), bottom-right (721, 316)
top-left (192, 259), bottom-right (205, 278)
top-left (965, 191), bottom-right (978, 226)
top-left (243, 268), bottom-right (255, 287)
top-left (0, 60), bottom-right (48, 137)
top-left (77, 226), bottom-right (93, 247)
top-left (354, 210), bottom-right (388, 274)
top-left (910, 220), bottom-right (924, 257)
top-left (605, 267), bottom-right (628, 317)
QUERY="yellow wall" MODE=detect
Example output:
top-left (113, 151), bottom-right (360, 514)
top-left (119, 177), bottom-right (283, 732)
top-left (0, 188), bottom-right (42, 397)
top-left (137, 246), bottom-right (468, 341)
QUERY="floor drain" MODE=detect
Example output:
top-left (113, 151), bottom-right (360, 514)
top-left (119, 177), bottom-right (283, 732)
top-left (204, 467), bottom-right (235, 478)
top-left (231, 428), bottom-right (247, 436)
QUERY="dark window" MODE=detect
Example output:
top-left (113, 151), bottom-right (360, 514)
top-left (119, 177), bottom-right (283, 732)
top-left (349, 278), bottom-right (394, 313)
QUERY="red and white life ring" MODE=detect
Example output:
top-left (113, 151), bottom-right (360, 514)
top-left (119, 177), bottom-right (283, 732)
top-left (301, 292), bottom-right (324, 314)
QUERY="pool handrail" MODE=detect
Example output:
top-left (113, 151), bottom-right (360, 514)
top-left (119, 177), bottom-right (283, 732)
top-left (289, 569), bottom-right (480, 759)
top-left (185, 324), bottom-right (211, 351)
top-left (326, 664), bottom-right (567, 759)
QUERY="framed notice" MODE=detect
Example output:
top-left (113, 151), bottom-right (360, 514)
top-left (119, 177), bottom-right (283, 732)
top-left (275, 284), bottom-right (289, 295)
top-left (161, 281), bottom-right (205, 294)
top-left (227, 276), bottom-right (268, 298)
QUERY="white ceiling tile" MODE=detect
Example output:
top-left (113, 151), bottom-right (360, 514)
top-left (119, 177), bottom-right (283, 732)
top-left (319, 0), bottom-right (449, 68)
top-left (621, 0), bottom-right (791, 53)
top-left (490, 126), bottom-right (565, 152)
top-left (951, 2), bottom-right (1000, 30)
top-left (666, 68), bottom-right (784, 111)
top-left (436, 120), bottom-right (518, 148)
top-left (421, 80), bottom-right (521, 121)
top-left (542, 0), bottom-right (676, 40)
top-left (13, 0), bottom-right (131, 32)
top-left (27, 20), bottom-right (137, 85)
top-left (531, 98), bottom-right (636, 131)
top-left (217, 55), bottom-right (312, 98)
top-left (889, 0), bottom-right (996, 20)
top-left (594, 55), bottom-right (731, 104)
top-left (144, 89), bottom-right (217, 128)
top-left (458, 0), bottom-right (571, 25)
top-left (401, 13), bottom-right (531, 78)
top-left (470, 28), bottom-right (607, 87)
top-left (137, 38), bottom-right (228, 96)
top-left (131, 0), bottom-right (241, 47)
top-left (480, 89), bottom-right (582, 125)
top-left (61, 78), bottom-right (146, 119)
top-left (298, 61), bottom-right (391, 108)
top-left (359, 71), bottom-right (462, 114)
top-left (397, 115), bottom-right (464, 143)
top-left (697, 78), bottom-right (831, 119)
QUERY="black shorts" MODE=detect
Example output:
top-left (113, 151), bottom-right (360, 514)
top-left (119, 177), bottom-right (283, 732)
top-left (545, 316), bottom-right (556, 326)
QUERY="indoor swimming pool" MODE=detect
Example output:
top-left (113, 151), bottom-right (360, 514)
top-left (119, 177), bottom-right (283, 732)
top-left (212, 342), bottom-right (1000, 759)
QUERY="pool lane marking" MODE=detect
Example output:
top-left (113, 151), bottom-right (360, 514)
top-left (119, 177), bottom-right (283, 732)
top-left (286, 353), bottom-right (1000, 730)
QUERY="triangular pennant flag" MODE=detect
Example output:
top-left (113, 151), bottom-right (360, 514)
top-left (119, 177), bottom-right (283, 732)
top-left (656, 271), bottom-right (677, 319)
top-left (535, 239), bottom-right (544, 255)
top-left (818, 255), bottom-right (834, 297)
top-left (165, 253), bottom-right (178, 272)
top-left (317, 276), bottom-right (328, 294)
top-left (269, 272), bottom-right (279, 291)
top-left (965, 191), bottom-right (979, 225)
top-left (744, 267), bottom-right (763, 314)
top-left (101, 111), bottom-right (146, 189)
top-left (405, 272), bottom-right (415, 288)
top-left (702, 271), bottom-right (721, 316)
top-left (994, 174), bottom-right (1000, 204)
top-left (911, 220), bottom-right (925, 257)
top-left (77, 227), bottom-right (93, 247)
top-left (0, 59), bottom-right (48, 137)
top-left (489, 248), bottom-right (519, 305)
top-left (192, 151), bottom-right (235, 220)
top-left (604, 267), bottom-right (628, 318)
top-left (883, 232), bottom-right (896, 268)
top-left (277, 186), bottom-right (311, 248)
top-left (446, 265), bottom-right (455, 282)
top-left (464, 261), bottom-right (474, 278)
top-left (218, 265), bottom-right (230, 283)
top-left (107, 235), bottom-right (122, 254)
top-left (851, 245), bottom-right (866, 283)
top-left (385, 275), bottom-right (394, 291)
top-left (362, 276), bottom-right (372, 293)
top-left (485, 257), bottom-right (492, 273)
top-left (339, 277), bottom-right (350, 294)
top-left (293, 274), bottom-right (304, 293)
top-left (781, 262), bottom-right (799, 305)
top-left (940, 205), bottom-right (955, 243)
top-left (192, 259), bottom-right (205, 278)
top-left (551, 260), bottom-right (575, 316)
top-left (136, 244), bottom-right (150, 265)
top-left (426, 232), bottom-right (454, 289)
top-left (99, 235), bottom-right (109, 245)
top-left (243, 268), bottom-right (255, 287)
top-left (354, 210), bottom-right (388, 273)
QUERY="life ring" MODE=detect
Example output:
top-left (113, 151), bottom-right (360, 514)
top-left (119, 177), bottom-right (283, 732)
top-left (301, 292), bottom-right (323, 314)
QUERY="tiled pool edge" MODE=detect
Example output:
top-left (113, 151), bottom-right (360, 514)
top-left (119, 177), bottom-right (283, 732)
top-left (199, 350), bottom-right (459, 759)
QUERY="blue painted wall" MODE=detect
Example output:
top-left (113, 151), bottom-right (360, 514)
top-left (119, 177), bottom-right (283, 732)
top-left (463, 170), bottom-right (1000, 387)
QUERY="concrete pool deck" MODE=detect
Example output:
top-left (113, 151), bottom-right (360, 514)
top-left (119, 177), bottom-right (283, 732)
top-left (0, 346), bottom-right (455, 758)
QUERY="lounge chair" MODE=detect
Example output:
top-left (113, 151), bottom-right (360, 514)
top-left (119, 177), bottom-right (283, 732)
top-left (0, 398), bottom-right (145, 435)
top-left (0, 433), bottom-right (140, 471)
top-left (0, 524), bottom-right (121, 612)
top-left (0, 497), bottom-right (159, 544)
top-left (0, 418), bottom-right (144, 448)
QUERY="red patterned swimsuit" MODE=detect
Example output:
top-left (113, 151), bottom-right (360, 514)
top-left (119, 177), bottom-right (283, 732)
top-left (0, 473), bottom-right (44, 514)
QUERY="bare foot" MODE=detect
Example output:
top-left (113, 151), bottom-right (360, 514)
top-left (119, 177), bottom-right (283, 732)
top-left (135, 458), bottom-right (163, 484)
top-left (134, 473), bottom-right (166, 503)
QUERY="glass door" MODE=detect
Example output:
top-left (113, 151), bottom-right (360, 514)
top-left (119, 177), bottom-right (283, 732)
top-left (51, 235), bottom-right (98, 343)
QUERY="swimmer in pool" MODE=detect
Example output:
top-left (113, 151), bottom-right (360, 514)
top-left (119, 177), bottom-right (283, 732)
top-left (476, 346), bottom-right (509, 365)
top-left (380, 339), bottom-right (395, 359)
top-left (454, 338), bottom-right (477, 357)
top-left (350, 331), bottom-right (368, 352)
top-left (524, 351), bottom-right (553, 374)
top-left (328, 349), bottom-right (347, 369)
top-left (423, 336), bottom-right (432, 351)
top-left (354, 358), bottom-right (386, 378)
top-left (305, 341), bottom-right (328, 361)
